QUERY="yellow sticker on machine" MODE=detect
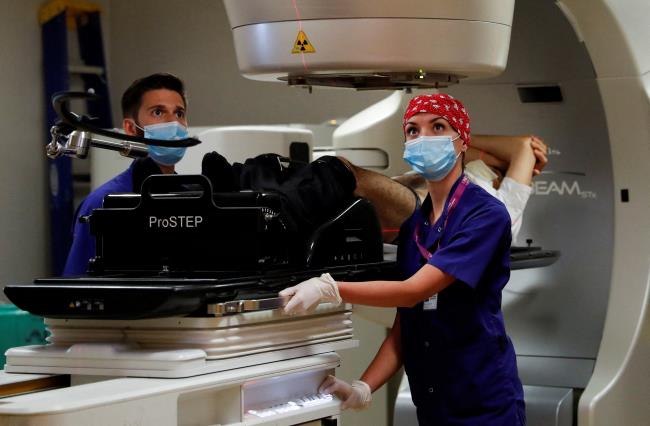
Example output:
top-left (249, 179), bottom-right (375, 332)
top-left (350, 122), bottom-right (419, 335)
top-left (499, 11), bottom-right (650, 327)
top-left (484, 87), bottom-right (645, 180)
top-left (291, 30), bottom-right (316, 54)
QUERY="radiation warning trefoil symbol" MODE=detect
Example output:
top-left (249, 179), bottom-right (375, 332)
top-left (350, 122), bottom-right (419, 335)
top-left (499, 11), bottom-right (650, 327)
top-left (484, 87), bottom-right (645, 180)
top-left (291, 30), bottom-right (316, 54)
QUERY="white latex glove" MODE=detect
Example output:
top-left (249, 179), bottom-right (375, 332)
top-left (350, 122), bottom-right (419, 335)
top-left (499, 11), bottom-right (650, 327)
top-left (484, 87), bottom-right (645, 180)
top-left (319, 375), bottom-right (372, 410)
top-left (279, 273), bottom-right (341, 315)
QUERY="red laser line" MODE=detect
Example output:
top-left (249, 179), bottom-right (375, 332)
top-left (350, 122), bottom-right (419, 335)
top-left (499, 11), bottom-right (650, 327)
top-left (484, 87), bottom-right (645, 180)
top-left (291, 0), bottom-right (309, 71)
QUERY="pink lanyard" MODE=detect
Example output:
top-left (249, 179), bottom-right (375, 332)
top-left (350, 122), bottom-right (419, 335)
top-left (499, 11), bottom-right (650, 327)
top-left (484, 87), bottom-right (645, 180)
top-left (414, 175), bottom-right (470, 260)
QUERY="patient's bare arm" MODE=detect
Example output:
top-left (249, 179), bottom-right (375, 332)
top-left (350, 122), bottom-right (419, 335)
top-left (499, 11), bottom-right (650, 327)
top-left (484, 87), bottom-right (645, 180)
top-left (337, 135), bottom-right (548, 242)
top-left (469, 135), bottom-right (548, 186)
top-left (337, 157), bottom-right (416, 243)
top-left (391, 173), bottom-right (427, 201)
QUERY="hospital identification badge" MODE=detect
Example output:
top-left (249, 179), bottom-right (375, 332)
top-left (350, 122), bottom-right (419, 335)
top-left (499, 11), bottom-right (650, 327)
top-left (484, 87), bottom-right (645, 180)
top-left (423, 294), bottom-right (438, 310)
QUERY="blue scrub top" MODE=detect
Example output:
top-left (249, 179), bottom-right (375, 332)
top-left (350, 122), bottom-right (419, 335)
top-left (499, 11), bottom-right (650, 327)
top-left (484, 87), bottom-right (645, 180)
top-left (396, 175), bottom-right (525, 425)
top-left (62, 162), bottom-right (136, 276)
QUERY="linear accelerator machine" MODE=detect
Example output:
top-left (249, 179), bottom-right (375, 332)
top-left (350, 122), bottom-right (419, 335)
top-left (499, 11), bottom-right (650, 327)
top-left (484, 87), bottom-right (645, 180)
top-left (0, 1), bottom-right (648, 425)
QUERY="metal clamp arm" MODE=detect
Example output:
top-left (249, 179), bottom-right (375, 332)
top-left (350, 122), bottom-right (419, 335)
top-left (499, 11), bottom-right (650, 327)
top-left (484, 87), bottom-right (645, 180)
top-left (47, 129), bottom-right (149, 160)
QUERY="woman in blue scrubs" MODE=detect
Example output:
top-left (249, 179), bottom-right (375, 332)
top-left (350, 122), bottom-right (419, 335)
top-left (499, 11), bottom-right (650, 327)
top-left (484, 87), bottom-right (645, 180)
top-left (281, 94), bottom-right (525, 425)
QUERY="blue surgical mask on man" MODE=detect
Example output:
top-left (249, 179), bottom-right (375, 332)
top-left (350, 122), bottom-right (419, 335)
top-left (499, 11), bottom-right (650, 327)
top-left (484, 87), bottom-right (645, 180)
top-left (403, 134), bottom-right (462, 181)
top-left (137, 121), bottom-right (188, 166)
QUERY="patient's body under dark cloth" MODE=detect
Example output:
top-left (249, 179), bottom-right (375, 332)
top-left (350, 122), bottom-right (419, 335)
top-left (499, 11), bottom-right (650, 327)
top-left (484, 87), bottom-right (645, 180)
top-left (199, 152), bottom-right (357, 232)
top-left (128, 153), bottom-right (356, 233)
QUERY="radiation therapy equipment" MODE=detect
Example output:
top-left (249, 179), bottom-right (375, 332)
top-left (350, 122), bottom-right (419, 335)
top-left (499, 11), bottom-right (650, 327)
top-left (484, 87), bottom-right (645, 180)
top-left (1, 1), bottom-right (649, 425)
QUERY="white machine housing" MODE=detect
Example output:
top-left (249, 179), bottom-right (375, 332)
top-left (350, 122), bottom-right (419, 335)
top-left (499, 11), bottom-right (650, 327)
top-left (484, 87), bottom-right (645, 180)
top-left (0, 353), bottom-right (342, 426)
top-left (224, 0), bottom-right (515, 89)
top-left (330, 91), bottom-right (411, 177)
top-left (0, 306), bottom-right (355, 425)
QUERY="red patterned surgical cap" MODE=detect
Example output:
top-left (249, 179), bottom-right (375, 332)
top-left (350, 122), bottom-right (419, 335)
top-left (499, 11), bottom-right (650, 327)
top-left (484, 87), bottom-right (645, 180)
top-left (403, 94), bottom-right (471, 145)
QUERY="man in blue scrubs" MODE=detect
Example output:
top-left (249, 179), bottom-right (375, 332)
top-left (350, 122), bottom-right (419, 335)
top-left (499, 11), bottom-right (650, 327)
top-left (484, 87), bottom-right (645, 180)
top-left (63, 73), bottom-right (189, 276)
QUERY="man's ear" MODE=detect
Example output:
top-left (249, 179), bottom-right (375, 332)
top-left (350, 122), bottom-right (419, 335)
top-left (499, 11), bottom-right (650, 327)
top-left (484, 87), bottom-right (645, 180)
top-left (123, 118), bottom-right (137, 136)
top-left (461, 141), bottom-right (468, 152)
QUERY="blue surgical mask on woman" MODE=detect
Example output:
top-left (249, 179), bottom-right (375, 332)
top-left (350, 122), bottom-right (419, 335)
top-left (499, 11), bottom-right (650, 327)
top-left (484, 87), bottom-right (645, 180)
top-left (137, 121), bottom-right (188, 166)
top-left (403, 134), bottom-right (461, 181)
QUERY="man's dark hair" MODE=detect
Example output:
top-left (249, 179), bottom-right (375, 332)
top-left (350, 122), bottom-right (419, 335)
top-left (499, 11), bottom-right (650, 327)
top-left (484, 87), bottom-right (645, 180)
top-left (121, 73), bottom-right (187, 119)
